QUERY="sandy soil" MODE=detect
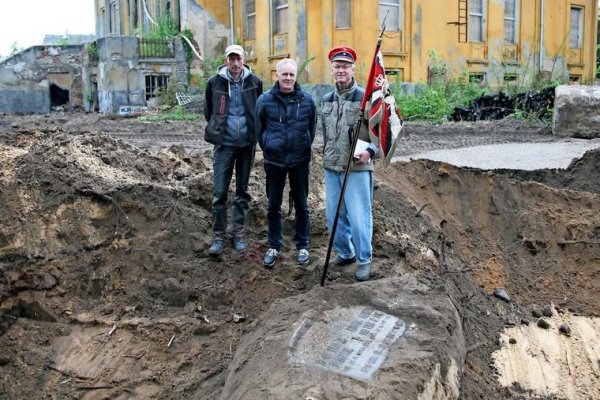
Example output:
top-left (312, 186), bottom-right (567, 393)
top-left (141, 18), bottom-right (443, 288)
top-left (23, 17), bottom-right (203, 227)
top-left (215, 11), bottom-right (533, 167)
top-left (0, 112), bottom-right (598, 399)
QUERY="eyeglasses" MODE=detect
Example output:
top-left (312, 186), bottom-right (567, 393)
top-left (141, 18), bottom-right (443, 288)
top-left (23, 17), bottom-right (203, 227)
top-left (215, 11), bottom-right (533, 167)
top-left (332, 64), bottom-right (353, 70)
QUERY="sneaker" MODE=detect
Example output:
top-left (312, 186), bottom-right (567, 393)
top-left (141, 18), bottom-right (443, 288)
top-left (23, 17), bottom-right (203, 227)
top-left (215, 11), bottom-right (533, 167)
top-left (232, 238), bottom-right (247, 252)
top-left (262, 248), bottom-right (279, 268)
top-left (208, 240), bottom-right (226, 255)
top-left (332, 255), bottom-right (356, 266)
top-left (355, 263), bottom-right (372, 281)
top-left (297, 249), bottom-right (310, 265)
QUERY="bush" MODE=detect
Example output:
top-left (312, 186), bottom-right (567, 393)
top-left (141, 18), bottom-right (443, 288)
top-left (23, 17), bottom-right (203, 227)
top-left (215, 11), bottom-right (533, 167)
top-left (393, 81), bottom-right (486, 122)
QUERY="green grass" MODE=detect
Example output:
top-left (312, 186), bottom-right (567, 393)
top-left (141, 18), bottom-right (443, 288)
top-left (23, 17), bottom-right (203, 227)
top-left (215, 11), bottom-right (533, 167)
top-left (138, 106), bottom-right (203, 122)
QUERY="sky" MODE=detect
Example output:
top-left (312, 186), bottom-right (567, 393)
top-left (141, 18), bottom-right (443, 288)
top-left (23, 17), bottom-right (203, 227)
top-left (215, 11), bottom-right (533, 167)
top-left (0, 0), bottom-right (95, 58)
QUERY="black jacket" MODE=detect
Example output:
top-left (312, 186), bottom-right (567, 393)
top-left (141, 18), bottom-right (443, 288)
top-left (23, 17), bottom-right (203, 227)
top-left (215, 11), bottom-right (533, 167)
top-left (204, 65), bottom-right (263, 146)
top-left (255, 82), bottom-right (317, 167)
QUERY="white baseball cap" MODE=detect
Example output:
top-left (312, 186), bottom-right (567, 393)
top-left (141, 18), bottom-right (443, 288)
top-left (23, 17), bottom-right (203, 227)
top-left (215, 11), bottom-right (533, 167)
top-left (225, 44), bottom-right (245, 58)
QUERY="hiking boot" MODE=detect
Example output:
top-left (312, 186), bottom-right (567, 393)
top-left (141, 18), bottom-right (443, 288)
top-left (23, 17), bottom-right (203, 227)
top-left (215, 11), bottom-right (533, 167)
top-left (262, 248), bottom-right (279, 268)
top-left (355, 263), bottom-right (372, 281)
top-left (297, 249), bottom-right (310, 265)
top-left (332, 255), bottom-right (356, 266)
top-left (208, 240), bottom-right (226, 255)
top-left (232, 238), bottom-right (247, 252)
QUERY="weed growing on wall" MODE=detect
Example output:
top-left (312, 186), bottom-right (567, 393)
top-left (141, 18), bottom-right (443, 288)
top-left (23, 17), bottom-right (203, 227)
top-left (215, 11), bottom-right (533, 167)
top-left (196, 56), bottom-right (225, 92)
top-left (298, 56), bottom-right (316, 83)
top-left (146, 16), bottom-right (180, 40)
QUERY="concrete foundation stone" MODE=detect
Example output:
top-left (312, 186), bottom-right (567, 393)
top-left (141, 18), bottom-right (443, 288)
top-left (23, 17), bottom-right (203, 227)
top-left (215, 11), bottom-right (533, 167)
top-left (553, 85), bottom-right (600, 138)
top-left (221, 276), bottom-right (465, 400)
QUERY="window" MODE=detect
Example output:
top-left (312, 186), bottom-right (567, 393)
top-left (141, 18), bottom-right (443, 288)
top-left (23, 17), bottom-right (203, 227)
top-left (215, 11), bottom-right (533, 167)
top-left (272, 0), bottom-right (288, 34)
top-left (503, 0), bottom-right (518, 44)
top-left (336, 0), bottom-right (352, 29)
top-left (503, 73), bottom-right (518, 82)
top-left (468, 0), bottom-right (485, 42)
top-left (469, 72), bottom-right (485, 84)
top-left (569, 6), bottom-right (584, 49)
top-left (245, 0), bottom-right (256, 39)
top-left (100, 8), bottom-right (106, 36)
top-left (109, 1), bottom-right (117, 34)
top-left (145, 75), bottom-right (169, 100)
top-left (379, 0), bottom-right (401, 31)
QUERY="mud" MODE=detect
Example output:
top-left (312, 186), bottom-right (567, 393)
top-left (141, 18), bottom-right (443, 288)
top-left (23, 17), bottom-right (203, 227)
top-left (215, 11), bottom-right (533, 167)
top-left (0, 112), bottom-right (598, 399)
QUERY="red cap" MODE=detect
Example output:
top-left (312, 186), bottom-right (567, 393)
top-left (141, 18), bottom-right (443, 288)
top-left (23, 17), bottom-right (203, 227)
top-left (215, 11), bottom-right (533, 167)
top-left (328, 46), bottom-right (357, 63)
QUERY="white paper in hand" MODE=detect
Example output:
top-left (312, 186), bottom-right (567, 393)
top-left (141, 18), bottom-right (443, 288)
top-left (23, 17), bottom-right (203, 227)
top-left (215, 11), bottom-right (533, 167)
top-left (353, 139), bottom-right (371, 162)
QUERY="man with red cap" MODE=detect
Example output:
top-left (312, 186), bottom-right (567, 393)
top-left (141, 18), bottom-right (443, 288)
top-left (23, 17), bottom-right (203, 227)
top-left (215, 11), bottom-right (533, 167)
top-left (320, 46), bottom-right (380, 281)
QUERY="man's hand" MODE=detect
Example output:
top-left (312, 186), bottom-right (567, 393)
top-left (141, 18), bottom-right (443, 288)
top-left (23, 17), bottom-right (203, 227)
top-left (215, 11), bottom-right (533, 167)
top-left (354, 150), bottom-right (371, 164)
top-left (375, 75), bottom-right (390, 93)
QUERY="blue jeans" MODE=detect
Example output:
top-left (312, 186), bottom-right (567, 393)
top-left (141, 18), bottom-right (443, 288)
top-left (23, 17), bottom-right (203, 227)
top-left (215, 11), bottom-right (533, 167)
top-left (212, 144), bottom-right (256, 241)
top-left (264, 162), bottom-right (310, 251)
top-left (324, 169), bottom-right (373, 265)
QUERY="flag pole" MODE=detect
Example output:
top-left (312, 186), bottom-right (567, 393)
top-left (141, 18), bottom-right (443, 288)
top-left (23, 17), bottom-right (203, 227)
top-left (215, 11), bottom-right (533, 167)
top-left (320, 16), bottom-right (388, 286)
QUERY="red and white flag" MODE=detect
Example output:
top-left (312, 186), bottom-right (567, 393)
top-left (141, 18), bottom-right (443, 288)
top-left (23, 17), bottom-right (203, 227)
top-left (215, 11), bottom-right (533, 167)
top-left (361, 48), bottom-right (403, 166)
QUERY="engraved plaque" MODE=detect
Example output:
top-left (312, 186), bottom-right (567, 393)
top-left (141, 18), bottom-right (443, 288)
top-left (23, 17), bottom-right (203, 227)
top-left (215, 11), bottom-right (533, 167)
top-left (289, 307), bottom-right (406, 381)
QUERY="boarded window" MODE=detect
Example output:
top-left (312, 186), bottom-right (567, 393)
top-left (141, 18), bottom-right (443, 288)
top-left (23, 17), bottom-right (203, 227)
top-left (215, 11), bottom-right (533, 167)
top-left (569, 6), bottom-right (584, 49)
top-left (468, 0), bottom-right (485, 42)
top-left (273, 0), bottom-right (289, 34)
top-left (379, 0), bottom-right (401, 31)
top-left (336, 0), bottom-right (352, 29)
top-left (503, 0), bottom-right (518, 44)
top-left (246, 0), bottom-right (256, 39)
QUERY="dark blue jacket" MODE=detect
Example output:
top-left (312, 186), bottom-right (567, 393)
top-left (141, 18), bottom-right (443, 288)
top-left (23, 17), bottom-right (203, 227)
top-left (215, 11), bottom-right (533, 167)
top-left (255, 82), bottom-right (317, 167)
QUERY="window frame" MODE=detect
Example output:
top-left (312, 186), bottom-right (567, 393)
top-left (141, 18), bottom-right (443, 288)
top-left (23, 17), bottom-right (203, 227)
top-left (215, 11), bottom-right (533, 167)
top-left (569, 6), bottom-right (584, 49)
top-left (245, 0), bottom-right (256, 39)
top-left (503, 0), bottom-right (519, 44)
top-left (109, 1), bottom-right (117, 35)
top-left (145, 74), bottom-right (170, 101)
top-left (272, 0), bottom-right (289, 35)
top-left (336, 0), bottom-right (352, 29)
top-left (379, 0), bottom-right (402, 32)
top-left (468, 0), bottom-right (486, 43)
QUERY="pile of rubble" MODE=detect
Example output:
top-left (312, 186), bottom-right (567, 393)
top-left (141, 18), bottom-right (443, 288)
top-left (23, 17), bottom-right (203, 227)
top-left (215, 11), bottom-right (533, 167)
top-left (451, 87), bottom-right (555, 121)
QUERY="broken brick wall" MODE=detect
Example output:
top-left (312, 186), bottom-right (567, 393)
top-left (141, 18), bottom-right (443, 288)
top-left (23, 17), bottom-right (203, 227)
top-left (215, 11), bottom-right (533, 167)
top-left (0, 45), bottom-right (85, 114)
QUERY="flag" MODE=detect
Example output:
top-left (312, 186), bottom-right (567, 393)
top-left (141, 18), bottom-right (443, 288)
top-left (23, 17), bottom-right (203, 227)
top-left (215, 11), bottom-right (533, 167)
top-left (361, 48), bottom-right (403, 166)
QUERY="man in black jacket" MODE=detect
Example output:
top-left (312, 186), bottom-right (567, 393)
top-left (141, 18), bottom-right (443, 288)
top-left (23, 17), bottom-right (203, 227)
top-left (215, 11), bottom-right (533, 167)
top-left (255, 59), bottom-right (317, 268)
top-left (204, 45), bottom-right (263, 255)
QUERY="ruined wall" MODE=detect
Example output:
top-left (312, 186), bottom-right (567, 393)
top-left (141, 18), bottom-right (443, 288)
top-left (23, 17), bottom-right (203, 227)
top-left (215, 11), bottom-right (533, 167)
top-left (181, 0), bottom-right (229, 61)
top-left (96, 36), bottom-right (188, 113)
top-left (0, 46), bottom-right (85, 114)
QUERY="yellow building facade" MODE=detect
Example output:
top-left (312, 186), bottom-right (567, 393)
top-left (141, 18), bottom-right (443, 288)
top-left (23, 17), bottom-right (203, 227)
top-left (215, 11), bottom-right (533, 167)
top-left (226, 0), bottom-right (599, 87)
top-left (95, 0), bottom-right (599, 87)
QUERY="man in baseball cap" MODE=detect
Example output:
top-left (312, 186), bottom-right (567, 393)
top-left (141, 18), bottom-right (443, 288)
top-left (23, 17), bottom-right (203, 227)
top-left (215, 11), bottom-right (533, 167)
top-left (204, 44), bottom-right (263, 255)
top-left (224, 44), bottom-right (245, 58)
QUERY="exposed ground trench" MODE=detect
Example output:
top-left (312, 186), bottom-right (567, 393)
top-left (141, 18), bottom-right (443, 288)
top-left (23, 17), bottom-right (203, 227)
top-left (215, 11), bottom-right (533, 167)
top-left (0, 114), bottom-right (598, 399)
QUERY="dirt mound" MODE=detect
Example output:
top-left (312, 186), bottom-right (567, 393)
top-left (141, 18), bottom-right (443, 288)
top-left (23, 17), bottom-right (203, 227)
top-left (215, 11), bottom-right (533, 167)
top-left (494, 148), bottom-right (600, 194)
top-left (1, 114), bottom-right (599, 399)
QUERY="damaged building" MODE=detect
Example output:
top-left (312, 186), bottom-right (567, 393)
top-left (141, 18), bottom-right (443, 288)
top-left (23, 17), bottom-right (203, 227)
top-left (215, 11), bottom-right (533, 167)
top-left (0, 36), bottom-right (188, 115)
top-left (0, 0), bottom-right (597, 115)
top-left (0, 45), bottom-right (86, 114)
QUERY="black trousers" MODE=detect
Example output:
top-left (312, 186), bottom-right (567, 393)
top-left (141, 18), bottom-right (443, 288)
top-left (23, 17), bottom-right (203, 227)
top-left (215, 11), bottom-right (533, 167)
top-left (264, 161), bottom-right (310, 250)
